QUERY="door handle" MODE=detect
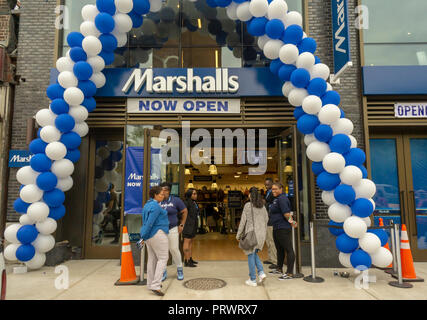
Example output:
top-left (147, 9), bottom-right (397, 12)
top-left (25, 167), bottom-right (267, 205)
top-left (399, 191), bottom-right (406, 226)
top-left (409, 191), bottom-right (417, 237)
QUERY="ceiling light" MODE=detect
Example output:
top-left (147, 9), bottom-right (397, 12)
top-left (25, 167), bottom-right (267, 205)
top-left (185, 168), bottom-right (191, 175)
top-left (187, 180), bottom-right (194, 188)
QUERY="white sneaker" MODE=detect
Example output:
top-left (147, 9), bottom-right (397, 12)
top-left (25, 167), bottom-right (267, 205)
top-left (245, 279), bottom-right (257, 287)
top-left (258, 272), bottom-right (267, 284)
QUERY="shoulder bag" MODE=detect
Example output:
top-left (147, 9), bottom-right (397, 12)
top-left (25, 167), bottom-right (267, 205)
top-left (239, 204), bottom-right (258, 251)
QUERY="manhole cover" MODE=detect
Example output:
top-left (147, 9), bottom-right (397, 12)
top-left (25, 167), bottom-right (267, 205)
top-left (183, 278), bottom-right (227, 291)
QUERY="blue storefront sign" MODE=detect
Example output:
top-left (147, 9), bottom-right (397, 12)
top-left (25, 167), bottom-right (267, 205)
top-left (8, 150), bottom-right (32, 167)
top-left (331, 0), bottom-right (352, 79)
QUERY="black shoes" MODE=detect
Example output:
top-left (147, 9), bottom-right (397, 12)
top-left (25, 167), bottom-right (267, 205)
top-left (190, 257), bottom-right (198, 264)
top-left (263, 260), bottom-right (273, 265)
top-left (269, 264), bottom-right (278, 269)
top-left (151, 289), bottom-right (165, 296)
top-left (184, 260), bottom-right (197, 267)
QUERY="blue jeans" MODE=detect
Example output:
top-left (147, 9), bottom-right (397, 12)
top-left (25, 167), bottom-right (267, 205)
top-left (247, 250), bottom-right (264, 281)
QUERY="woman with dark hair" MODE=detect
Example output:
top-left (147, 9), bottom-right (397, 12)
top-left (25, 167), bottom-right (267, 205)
top-left (140, 186), bottom-right (169, 296)
top-left (236, 187), bottom-right (269, 287)
top-left (182, 188), bottom-right (200, 267)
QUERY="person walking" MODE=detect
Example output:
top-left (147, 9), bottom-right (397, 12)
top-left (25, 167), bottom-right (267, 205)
top-left (140, 186), bottom-right (169, 296)
top-left (268, 182), bottom-right (298, 280)
top-left (263, 178), bottom-right (278, 269)
top-left (160, 182), bottom-right (188, 281)
top-left (182, 188), bottom-right (200, 267)
top-left (236, 187), bottom-right (269, 287)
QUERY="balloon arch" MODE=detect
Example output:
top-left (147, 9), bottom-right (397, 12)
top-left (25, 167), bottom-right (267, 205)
top-left (3, 0), bottom-right (392, 270)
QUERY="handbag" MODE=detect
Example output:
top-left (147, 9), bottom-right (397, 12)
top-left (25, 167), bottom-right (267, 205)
top-left (239, 204), bottom-right (258, 251)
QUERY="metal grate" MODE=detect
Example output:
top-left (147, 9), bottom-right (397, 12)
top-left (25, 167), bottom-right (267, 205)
top-left (183, 278), bottom-right (227, 290)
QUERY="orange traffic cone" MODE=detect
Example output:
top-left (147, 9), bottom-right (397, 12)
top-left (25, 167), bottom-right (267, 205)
top-left (115, 226), bottom-right (138, 285)
top-left (379, 218), bottom-right (393, 269)
top-left (393, 224), bottom-right (424, 282)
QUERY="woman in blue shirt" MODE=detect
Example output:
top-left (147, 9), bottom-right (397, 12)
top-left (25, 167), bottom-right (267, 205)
top-left (140, 186), bottom-right (169, 296)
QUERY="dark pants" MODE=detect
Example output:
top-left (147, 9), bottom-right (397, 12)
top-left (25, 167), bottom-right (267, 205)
top-left (273, 228), bottom-right (295, 274)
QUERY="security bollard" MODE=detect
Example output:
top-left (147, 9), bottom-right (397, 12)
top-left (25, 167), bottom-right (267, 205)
top-left (385, 221), bottom-right (398, 276)
top-left (389, 224), bottom-right (412, 288)
top-left (303, 221), bottom-right (324, 283)
top-left (291, 226), bottom-right (304, 278)
top-left (136, 241), bottom-right (147, 286)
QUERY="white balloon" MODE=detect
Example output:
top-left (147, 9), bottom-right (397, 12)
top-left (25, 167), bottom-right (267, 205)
top-left (97, 146), bottom-right (110, 160)
top-left (20, 184), bottom-right (44, 203)
top-left (263, 39), bottom-right (284, 60)
top-left (354, 179), bottom-right (377, 199)
top-left (107, 141), bottom-right (122, 151)
top-left (115, 0), bottom-right (133, 13)
top-left (36, 218), bottom-right (57, 235)
top-left (112, 30), bottom-right (128, 48)
top-left (80, 21), bottom-right (101, 37)
top-left (90, 72), bottom-right (106, 89)
top-left (310, 63), bottom-right (330, 80)
top-left (322, 190), bottom-right (336, 206)
top-left (51, 159), bottom-right (74, 179)
top-left (40, 125), bottom-right (61, 143)
top-left (4, 224), bottom-right (22, 244)
top-left (45, 141), bottom-right (67, 161)
top-left (58, 71), bottom-right (78, 89)
top-left (64, 87), bottom-right (84, 106)
top-left (296, 52), bottom-right (315, 70)
top-left (371, 247), bottom-right (393, 268)
top-left (113, 13), bottom-right (133, 33)
top-left (82, 36), bottom-right (102, 57)
top-left (283, 11), bottom-right (303, 27)
top-left (279, 44), bottom-right (299, 64)
top-left (369, 198), bottom-right (376, 211)
top-left (73, 122), bottom-right (89, 137)
top-left (288, 88), bottom-right (308, 106)
top-left (331, 118), bottom-right (354, 135)
top-left (36, 108), bottom-right (57, 127)
top-left (361, 216), bottom-right (372, 227)
top-left (328, 203), bottom-right (351, 223)
top-left (339, 252), bottom-right (353, 268)
top-left (302, 95), bottom-right (322, 114)
top-left (359, 232), bottom-right (381, 254)
top-left (268, 0), bottom-right (288, 20)
top-left (348, 135), bottom-right (358, 148)
top-left (249, 0), bottom-right (269, 17)
top-left (236, 2), bottom-right (253, 22)
top-left (25, 252), bottom-right (46, 270)
top-left (343, 216), bottom-right (367, 239)
top-left (20, 214), bottom-right (36, 225)
top-left (318, 104), bottom-right (341, 125)
top-left (81, 4), bottom-right (99, 21)
top-left (281, 81), bottom-right (295, 97)
top-left (27, 202), bottom-right (50, 223)
top-left (32, 234), bottom-right (55, 253)
top-left (4, 243), bottom-right (20, 261)
top-left (149, 0), bottom-right (162, 12)
top-left (69, 105), bottom-right (89, 123)
top-left (226, 2), bottom-right (238, 20)
top-left (87, 56), bottom-right (105, 73)
top-left (56, 57), bottom-right (74, 73)
top-left (57, 176), bottom-right (74, 192)
top-left (306, 141), bottom-right (330, 162)
top-left (340, 165), bottom-right (363, 186)
top-left (304, 133), bottom-right (317, 146)
top-left (17, 166), bottom-right (40, 186)
top-left (323, 152), bottom-right (346, 174)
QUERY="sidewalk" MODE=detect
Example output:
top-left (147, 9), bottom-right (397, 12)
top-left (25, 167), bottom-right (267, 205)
top-left (5, 260), bottom-right (427, 300)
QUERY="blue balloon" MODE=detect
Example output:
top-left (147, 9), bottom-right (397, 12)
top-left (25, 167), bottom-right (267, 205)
top-left (78, 80), bottom-right (97, 98)
top-left (307, 78), bottom-right (327, 97)
top-left (95, 12), bottom-right (115, 34)
top-left (46, 84), bottom-right (65, 101)
top-left (69, 47), bottom-right (87, 62)
top-left (29, 138), bottom-right (48, 154)
top-left (291, 68), bottom-right (310, 88)
top-left (216, 0), bottom-right (232, 7)
top-left (208, 20), bottom-right (222, 35)
top-left (111, 151), bottom-right (123, 162)
top-left (317, 172), bottom-right (341, 191)
top-left (293, 106), bottom-right (306, 120)
top-left (265, 19), bottom-right (284, 39)
top-left (160, 7), bottom-right (175, 22)
top-left (50, 99), bottom-right (69, 115)
top-left (96, 0), bottom-right (116, 15)
top-left (37, 128), bottom-right (42, 138)
top-left (216, 32), bottom-right (228, 47)
top-left (65, 149), bottom-right (81, 163)
top-left (312, 161), bottom-right (325, 176)
top-left (328, 220), bottom-right (344, 236)
top-left (282, 24), bottom-right (303, 45)
top-left (340, 109), bottom-right (345, 118)
top-left (82, 97), bottom-right (96, 112)
top-left (322, 90), bottom-right (341, 106)
top-left (299, 37), bottom-right (317, 53)
top-left (369, 229), bottom-right (388, 247)
top-left (351, 198), bottom-right (374, 218)
top-left (99, 33), bottom-right (118, 52)
top-left (233, 0), bottom-right (247, 3)
top-left (43, 188), bottom-right (65, 207)
top-left (334, 184), bottom-right (356, 205)
top-left (55, 114), bottom-right (75, 133)
top-left (129, 10), bottom-right (144, 28)
top-left (36, 172), bottom-right (58, 191)
top-left (329, 134), bottom-right (351, 154)
top-left (60, 132), bottom-right (81, 149)
top-left (93, 200), bottom-right (103, 214)
top-left (314, 124), bottom-right (333, 142)
top-left (314, 56), bottom-right (321, 64)
top-left (297, 114), bottom-right (320, 134)
top-left (102, 157), bottom-right (115, 171)
top-left (247, 17), bottom-right (268, 36)
top-left (30, 154), bottom-right (52, 172)
top-left (73, 62), bottom-right (93, 81)
top-left (49, 205), bottom-right (66, 220)
top-left (95, 166), bottom-right (105, 179)
top-left (350, 249), bottom-right (372, 269)
top-left (99, 50), bottom-right (115, 66)
top-left (16, 244), bottom-right (36, 262)
top-left (359, 165), bottom-right (368, 178)
top-left (269, 58), bottom-right (283, 75)
top-left (206, 0), bottom-right (217, 7)
top-left (133, 0), bottom-right (150, 15)
top-left (344, 148), bottom-right (366, 166)
top-left (336, 233), bottom-right (359, 253)
top-left (278, 64), bottom-right (296, 82)
top-left (17, 225), bottom-right (38, 244)
top-left (14, 198), bottom-right (30, 214)
top-left (67, 32), bottom-right (84, 48)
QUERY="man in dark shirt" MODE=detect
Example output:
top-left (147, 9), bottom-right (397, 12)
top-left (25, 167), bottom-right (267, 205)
top-left (264, 178), bottom-right (278, 269)
top-left (268, 182), bottom-right (297, 280)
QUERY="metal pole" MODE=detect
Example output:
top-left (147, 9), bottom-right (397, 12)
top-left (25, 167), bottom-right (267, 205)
top-left (292, 225), bottom-right (304, 278)
top-left (389, 224), bottom-right (412, 288)
top-left (386, 221), bottom-right (398, 275)
top-left (137, 243), bottom-right (147, 285)
top-left (303, 221), bottom-right (324, 283)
